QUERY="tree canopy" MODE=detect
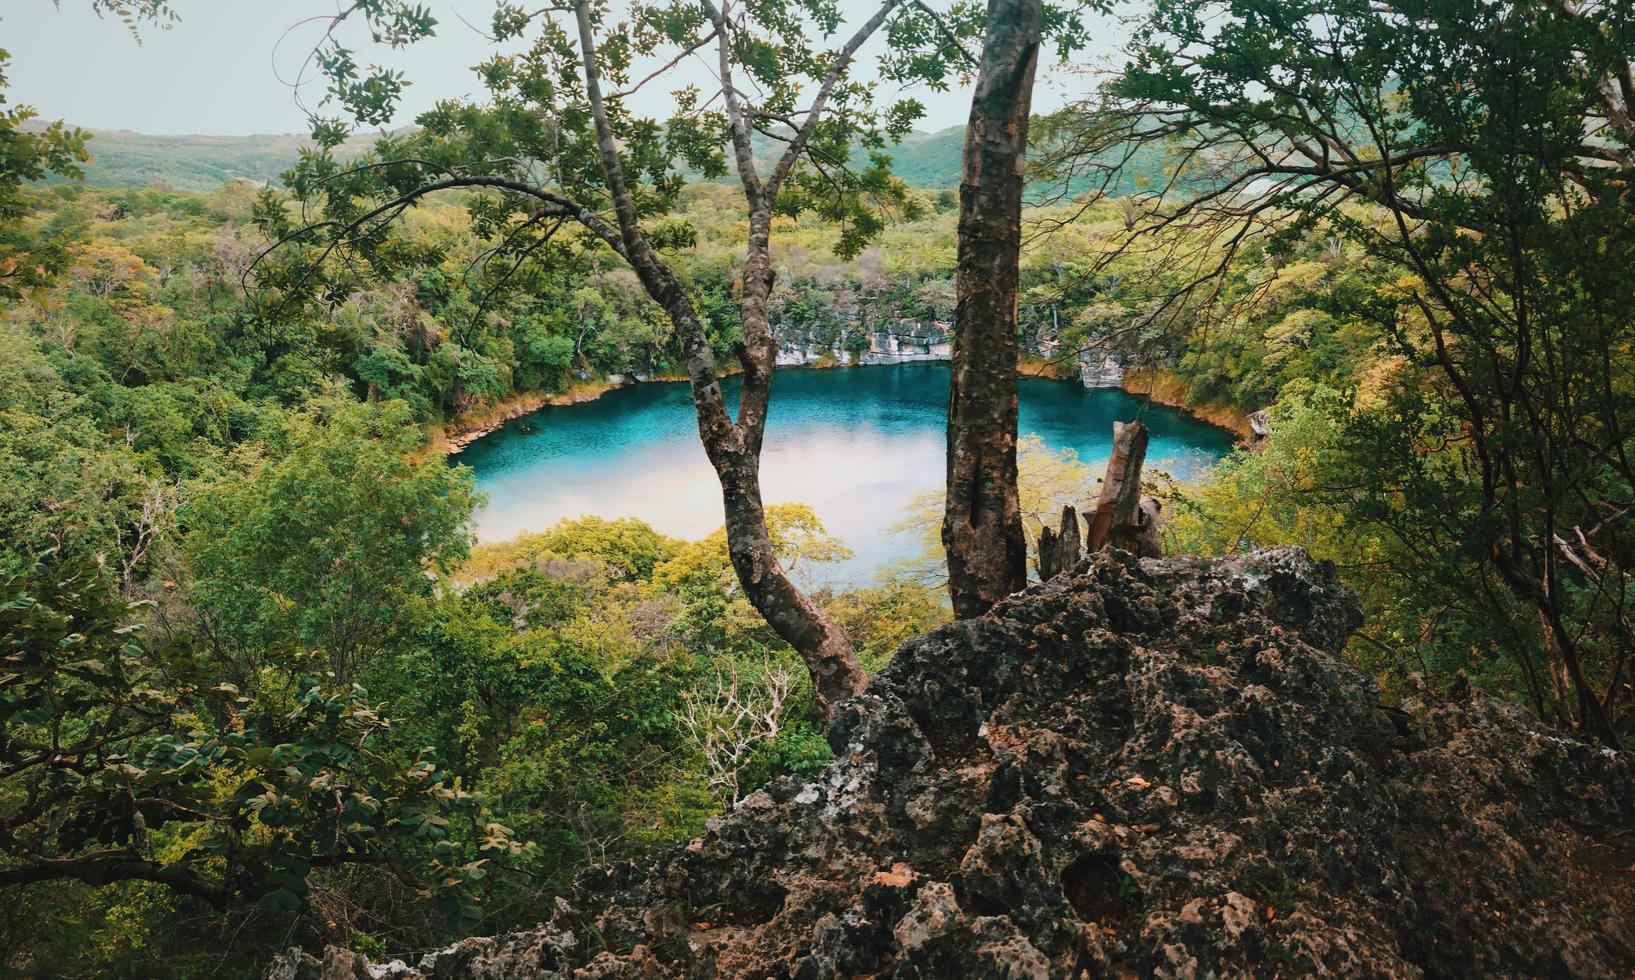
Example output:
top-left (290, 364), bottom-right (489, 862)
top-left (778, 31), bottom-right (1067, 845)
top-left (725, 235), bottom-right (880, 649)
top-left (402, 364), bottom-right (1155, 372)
top-left (1061, 0), bottom-right (1635, 743)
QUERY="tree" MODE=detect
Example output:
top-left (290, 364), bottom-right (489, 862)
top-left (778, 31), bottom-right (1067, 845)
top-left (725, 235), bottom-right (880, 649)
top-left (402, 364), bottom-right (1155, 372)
top-left (2, 0), bottom-right (182, 294)
top-left (1, 3), bottom-right (181, 296)
top-left (0, 51), bottom-right (91, 298)
top-left (185, 397), bottom-right (475, 685)
top-left (253, 0), bottom-right (980, 716)
top-left (943, 0), bottom-right (1043, 618)
top-left (1069, 0), bottom-right (1635, 743)
top-left (0, 322), bottom-right (154, 582)
top-left (70, 0), bottom-right (177, 39)
top-left (0, 554), bottom-right (512, 922)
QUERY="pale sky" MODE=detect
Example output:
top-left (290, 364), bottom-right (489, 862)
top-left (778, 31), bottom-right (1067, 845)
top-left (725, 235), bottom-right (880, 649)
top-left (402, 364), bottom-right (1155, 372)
top-left (1, 0), bottom-right (1115, 137)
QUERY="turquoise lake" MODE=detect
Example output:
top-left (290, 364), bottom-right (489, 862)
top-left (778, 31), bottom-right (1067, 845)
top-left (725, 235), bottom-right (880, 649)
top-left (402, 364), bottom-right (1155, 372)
top-left (458, 363), bottom-right (1236, 585)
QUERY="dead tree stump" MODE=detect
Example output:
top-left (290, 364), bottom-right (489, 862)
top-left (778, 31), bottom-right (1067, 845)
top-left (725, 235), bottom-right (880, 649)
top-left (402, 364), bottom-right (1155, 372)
top-left (1086, 420), bottom-right (1163, 559)
top-left (1037, 504), bottom-right (1082, 580)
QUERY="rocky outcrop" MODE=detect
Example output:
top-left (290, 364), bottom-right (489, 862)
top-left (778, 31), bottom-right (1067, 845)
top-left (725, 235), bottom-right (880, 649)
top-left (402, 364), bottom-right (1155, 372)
top-left (271, 549), bottom-right (1635, 979)
top-left (1079, 351), bottom-right (1125, 388)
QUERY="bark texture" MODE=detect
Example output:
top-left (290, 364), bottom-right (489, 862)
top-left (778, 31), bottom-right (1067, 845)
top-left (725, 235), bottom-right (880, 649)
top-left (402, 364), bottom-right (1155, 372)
top-left (943, 0), bottom-right (1042, 619)
top-left (1036, 504), bottom-right (1082, 581)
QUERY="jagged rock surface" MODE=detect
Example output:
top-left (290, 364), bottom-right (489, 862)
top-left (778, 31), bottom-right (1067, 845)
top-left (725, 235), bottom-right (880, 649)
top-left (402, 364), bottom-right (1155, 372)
top-left (270, 549), bottom-right (1635, 979)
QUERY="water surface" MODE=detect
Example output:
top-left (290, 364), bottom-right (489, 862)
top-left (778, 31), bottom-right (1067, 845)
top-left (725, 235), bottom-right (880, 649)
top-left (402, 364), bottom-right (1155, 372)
top-left (460, 364), bottom-right (1234, 585)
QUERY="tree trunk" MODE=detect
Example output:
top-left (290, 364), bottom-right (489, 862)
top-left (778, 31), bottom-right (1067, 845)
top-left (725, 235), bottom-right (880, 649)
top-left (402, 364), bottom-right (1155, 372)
top-left (1086, 420), bottom-right (1162, 558)
top-left (1037, 504), bottom-right (1082, 580)
top-left (943, 0), bottom-right (1042, 619)
top-left (573, 0), bottom-right (866, 718)
top-left (718, 458), bottom-right (865, 710)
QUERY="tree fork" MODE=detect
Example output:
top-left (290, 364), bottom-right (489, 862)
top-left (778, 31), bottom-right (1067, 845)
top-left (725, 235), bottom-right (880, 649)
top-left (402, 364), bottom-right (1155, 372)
top-left (715, 458), bottom-right (866, 714)
top-left (572, 0), bottom-right (868, 717)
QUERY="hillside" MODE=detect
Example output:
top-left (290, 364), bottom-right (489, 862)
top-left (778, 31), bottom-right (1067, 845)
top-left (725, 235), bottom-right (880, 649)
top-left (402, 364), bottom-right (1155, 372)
top-left (51, 128), bottom-right (325, 190)
top-left (45, 121), bottom-right (1175, 197)
top-left (269, 548), bottom-right (1635, 978)
top-left (44, 123), bottom-right (966, 192)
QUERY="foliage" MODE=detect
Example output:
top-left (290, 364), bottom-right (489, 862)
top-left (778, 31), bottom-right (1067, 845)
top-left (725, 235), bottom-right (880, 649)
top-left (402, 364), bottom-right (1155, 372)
top-left (891, 434), bottom-right (1104, 586)
top-left (1063, 0), bottom-right (1635, 743)
top-left (828, 576), bottom-right (947, 671)
top-left (388, 552), bottom-right (709, 913)
top-left (249, 0), bottom-right (947, 329)
top-left (73, 0), bottom-right (178, 39)
top-left (184, 397), bottom-right (475, 685)
top-left (0, 0), bottom-right (179, 294)
top-left (0, 321), bottom-right (161, 583)
top-left (462, 515), bottom-right (681, 583)
top-left (1, 483), bottom-right (908, 971)
top-left (0, 554), bottom-right (512, 951)
top-left (0, 51), bottom-right (91, 298)
top-left (653, 503), bottom-right (853, 653)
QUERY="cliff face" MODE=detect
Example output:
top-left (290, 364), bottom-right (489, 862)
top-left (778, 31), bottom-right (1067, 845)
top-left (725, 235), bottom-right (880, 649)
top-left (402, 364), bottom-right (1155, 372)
top-left (272, 549), bottom-right (1635, 979)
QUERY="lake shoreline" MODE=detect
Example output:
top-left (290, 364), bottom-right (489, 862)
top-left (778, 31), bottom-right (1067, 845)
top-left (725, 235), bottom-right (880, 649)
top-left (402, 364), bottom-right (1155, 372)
top-left (1119, 367), bottom-right (1254, 441)
top-left (456, 361), bottom-right (1235, 577)
top-left (438, 360), bottom-right (1247, 457)
top-left (436, 373), bottom-right (693, 456)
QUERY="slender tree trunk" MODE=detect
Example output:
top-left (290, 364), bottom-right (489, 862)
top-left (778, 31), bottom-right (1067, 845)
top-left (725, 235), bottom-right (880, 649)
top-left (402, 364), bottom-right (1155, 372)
top-left (944, 0), bottom-right (1042, 619)
top-left (574, 0), bottom-right (866, 717)
top-left (1495, 551), bottom-right (1618, 746)
top-left (1543, 591), bottom-right (1620, 747)
top-left (718, 458), bottom-right (864, 708)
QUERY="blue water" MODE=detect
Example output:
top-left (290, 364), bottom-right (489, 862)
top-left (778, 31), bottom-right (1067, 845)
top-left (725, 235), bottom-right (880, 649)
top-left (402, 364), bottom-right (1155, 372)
top-left (459, 363), bottom-right (1235, 585)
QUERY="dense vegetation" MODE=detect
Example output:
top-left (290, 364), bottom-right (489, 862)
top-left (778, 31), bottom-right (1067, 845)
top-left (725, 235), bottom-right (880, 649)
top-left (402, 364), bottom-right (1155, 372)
top-left (1065, 0), bottom-right (1635, 746)
top-left (3, 0), bottom-right (1632, 972)
top-left (0, 175), bottom-right (965, 973)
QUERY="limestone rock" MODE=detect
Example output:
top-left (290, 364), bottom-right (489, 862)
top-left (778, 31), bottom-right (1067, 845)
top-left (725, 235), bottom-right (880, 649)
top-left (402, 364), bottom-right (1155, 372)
top-left (271, 548), bottom-right (1635, 979)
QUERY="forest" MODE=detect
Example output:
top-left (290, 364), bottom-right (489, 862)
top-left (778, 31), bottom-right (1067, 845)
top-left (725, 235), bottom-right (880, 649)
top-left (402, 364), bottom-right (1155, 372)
top-left (2, 0), bottom-right (1632, 975)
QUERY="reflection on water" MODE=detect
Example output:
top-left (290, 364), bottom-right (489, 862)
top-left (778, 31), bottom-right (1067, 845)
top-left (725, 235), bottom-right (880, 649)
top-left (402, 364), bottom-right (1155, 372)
top-left (458, 364), bottom-right (1235, 585)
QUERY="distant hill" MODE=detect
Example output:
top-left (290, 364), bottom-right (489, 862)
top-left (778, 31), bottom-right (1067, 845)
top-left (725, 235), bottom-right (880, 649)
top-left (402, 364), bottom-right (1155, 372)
top-left (51, 122), bottom-right (1157, 196)
top-left (46, 123), bottom-right (970, 192)
top-left (853, 127), bottom-right (967, 188)
top-left (59, 129), bottom-right (323, 190)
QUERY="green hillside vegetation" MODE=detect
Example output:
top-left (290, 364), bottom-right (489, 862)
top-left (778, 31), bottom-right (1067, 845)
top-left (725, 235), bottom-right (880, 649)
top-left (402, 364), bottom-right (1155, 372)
top-left (33, 123), bottom-right (970, 192)
top-left (20, 123), bottom-right (381, 191)
top-left (58, 129), bottom-right (318, 189)
top-left (38, 122), bottom-right (1167, 196)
